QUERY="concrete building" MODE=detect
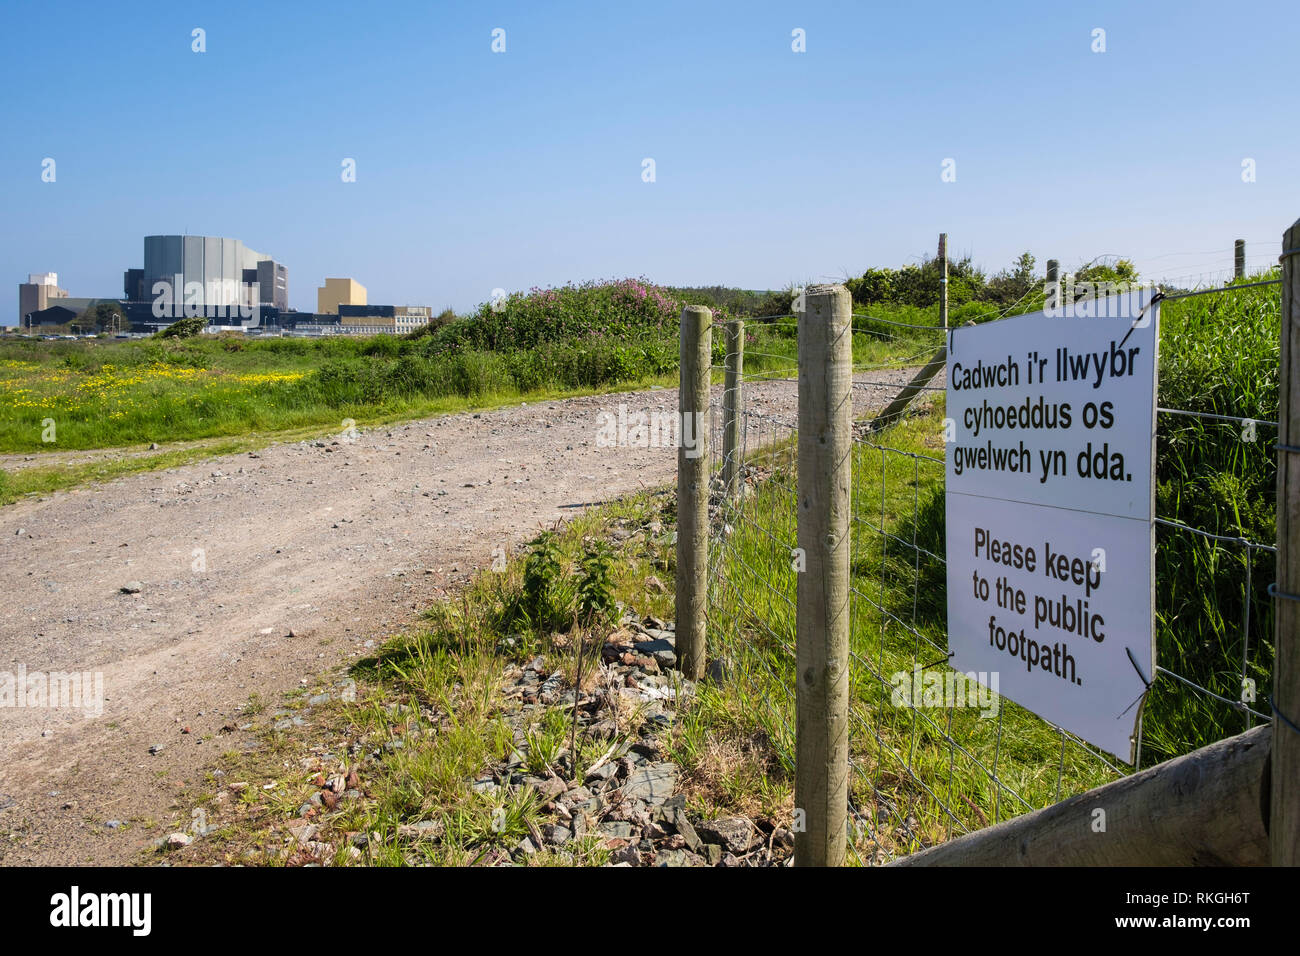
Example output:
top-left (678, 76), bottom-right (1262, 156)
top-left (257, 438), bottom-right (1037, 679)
top-left (136, 235), bottom-right (288, 315)
top-left (317, 277), bottom-right (367, 315)
top-left (123, 268), bottom-right (144, 301)
top-left (258, 260), bottom-right (289, 312)
top-left (18, 272), bottom-right (68, 328)
top-left (338, 304), bottom-right (432, 334)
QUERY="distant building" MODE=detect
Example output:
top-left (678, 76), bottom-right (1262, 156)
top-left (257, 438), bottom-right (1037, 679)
top-left (258, 260), bottom-right (289, 312)
top-left (121, 268), bottom-right (141, 301)
top-left (24, 298), bottom-right (126, 331)
top-left (317, 277), bottom-right (367, 315)
top-left (24, 305), bottom-right (79, 328)
top-left (135, 235), bottom-right (288, 315)
top-left (18, 237), bottom-right (293, 332)
top-left (18, 272), bottom-right (68, 328)
top-left (288, 319), bottom-right (341, 336)
top-left (338, 304), bottom-right (432, 334)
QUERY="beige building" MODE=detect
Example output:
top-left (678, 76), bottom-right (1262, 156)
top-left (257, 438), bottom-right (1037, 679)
top-left (317, 277), bottom-right (367, 315)
top-left (18, 272), bottom-right (69, 326)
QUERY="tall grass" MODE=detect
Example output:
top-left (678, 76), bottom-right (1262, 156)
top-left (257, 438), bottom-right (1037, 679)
top-left (1145, 275), bottom-right (1280, 760)
top-left (705, 405), bottom-right (1119, 860)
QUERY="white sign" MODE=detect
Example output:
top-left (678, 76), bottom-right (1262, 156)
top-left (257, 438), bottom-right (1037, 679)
top-left (945, 288), bottom-right (1158, 762)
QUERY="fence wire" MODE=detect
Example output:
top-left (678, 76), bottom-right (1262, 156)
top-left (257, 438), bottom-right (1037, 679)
top-left (700, 274), bottom-right (1281, 864)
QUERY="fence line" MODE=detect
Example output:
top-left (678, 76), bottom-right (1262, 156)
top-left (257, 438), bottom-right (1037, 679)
top-left (680, 227), bottom-right (1292, 865)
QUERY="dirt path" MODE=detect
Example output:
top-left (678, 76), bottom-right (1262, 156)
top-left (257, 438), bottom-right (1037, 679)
top-left (0, 369), bottom-right (934, 864)
top-left (0, 438), bottom-right (233, 474)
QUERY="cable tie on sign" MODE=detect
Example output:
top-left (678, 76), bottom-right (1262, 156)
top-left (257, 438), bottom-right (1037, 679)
top-left (1279, 248), bottom-right (1300, 263)
top-left (1115, 651), bottom-right (1154, 720)
top-left (917, 650), bottom-right (956, 670)
top-left (1125, 647), bottom-right (1152, 689)
top-left (1268, 580), bottom-right (1300, 600)
top-left (1276, 444), bottom-right (1300, 455)
top-left (1268, 696), bottom-right (1300, 736)
top-left (1116, 692), bottom-right (1147, 720)
top-left (1116, 291), bottom-right (1164, 351)
top-left (946, 319), bottom-right (976, 356)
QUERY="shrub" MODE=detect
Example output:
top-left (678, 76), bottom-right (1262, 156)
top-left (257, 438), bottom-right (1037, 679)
top-left (154, 317), bottom-right (206, 339)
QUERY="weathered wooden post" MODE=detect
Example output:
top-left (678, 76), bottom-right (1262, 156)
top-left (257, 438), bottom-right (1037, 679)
top-left (1235, 239), bottom-right (1246, 280)
top-left (1273, 218), bottom-right (1300, 866)
top-left (722, 319), bottom-right (744, 498)
top-left (795, 284), bottom-right (852, 867)
top-left (676, 305), bottom-right (711, 681)
top-left (1046, 259), bottom-right (1060, 311)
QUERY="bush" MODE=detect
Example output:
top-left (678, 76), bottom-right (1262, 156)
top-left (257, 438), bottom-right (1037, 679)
top-left (361, 335), bottom-right (402, 358)
top-left (428, 278), bottom-right (680, 354)
top-left (155, 317), bottom-right (206, 339)
top-left (446, 352), bottom-right (507, 396)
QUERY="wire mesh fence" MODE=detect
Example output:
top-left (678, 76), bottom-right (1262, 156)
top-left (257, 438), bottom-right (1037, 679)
top-left (695, 267), bottom-right (1283, 865)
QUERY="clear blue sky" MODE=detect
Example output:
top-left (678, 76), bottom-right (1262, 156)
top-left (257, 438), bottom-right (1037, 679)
top-left (2, 0), bottom-right (1296, 323)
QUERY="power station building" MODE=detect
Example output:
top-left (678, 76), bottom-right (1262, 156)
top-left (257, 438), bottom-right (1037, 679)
top-left (13, 236), bottom-right (438, 336)
top-left (127, 235), bottom-right (288, 314)
top-left (17, 272), bottom-right (68, 325)
top-left (317, 277), bottom-right (367, 314)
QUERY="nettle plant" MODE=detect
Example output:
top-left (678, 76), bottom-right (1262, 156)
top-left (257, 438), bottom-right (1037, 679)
top-left (518, 531), bottom-right (570, 632)
top-left (576, 543), bottom-right (617, 625)
top-left (502, 532), bottom-right (620, 637)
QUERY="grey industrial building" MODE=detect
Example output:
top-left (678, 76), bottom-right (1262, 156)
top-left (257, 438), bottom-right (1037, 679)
top-left (128, 235), bottom-right (288, 313)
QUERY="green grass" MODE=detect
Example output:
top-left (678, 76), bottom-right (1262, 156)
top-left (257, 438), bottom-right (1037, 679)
top-left (1145, 274), bottom-right (1280, 761)
top-left (704, 401), bottom-right (1120, 861)
top-left (0, 436), bottom-right (258, 505)
top-left (0, 280), bottom-right (951, 457)
top-left (0, 372), bottom-right (694, 506)
top-left (0, 278), bottom-right (690, 454)
top-left (0, 334), bottom-right (677, 454)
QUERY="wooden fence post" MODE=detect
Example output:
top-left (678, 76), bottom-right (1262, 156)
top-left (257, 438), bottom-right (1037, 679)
top-left (1273, 217), bottom-right (1300, 866)
top-left (1235, 239), bottom-right (1246, 280)
top-left (795, 284), bottom-right (852, 867)
top-left (938, 233), bottom-right (949, 330)
top-left (866, 346), bottom-right (947, 433)
top-left (676, 305), bottom-right (711, 681)
top-left (1046, 259), bottom-right (1060, 311)
top-left (722, 319), bottom-right (744, 498)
